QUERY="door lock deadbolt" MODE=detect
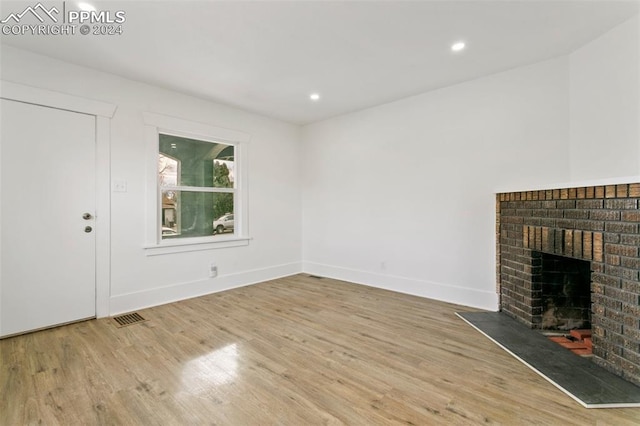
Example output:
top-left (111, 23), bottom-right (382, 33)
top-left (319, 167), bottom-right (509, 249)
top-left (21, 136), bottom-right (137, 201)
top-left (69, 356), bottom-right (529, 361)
top-left (82, 213), bottom-right (93, 220)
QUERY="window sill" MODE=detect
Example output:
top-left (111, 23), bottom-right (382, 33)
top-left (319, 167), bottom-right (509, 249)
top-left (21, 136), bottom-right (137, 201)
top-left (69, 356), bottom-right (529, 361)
top-left (144, 236), bottom-right (251, 256)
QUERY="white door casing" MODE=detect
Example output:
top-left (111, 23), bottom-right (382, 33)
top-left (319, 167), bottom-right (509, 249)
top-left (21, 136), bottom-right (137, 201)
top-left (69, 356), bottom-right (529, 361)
top-left (0, 81), bottom-right (116, 336)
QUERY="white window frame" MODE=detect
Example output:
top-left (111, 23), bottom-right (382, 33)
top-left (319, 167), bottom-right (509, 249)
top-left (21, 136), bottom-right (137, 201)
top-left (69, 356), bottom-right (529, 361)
top-left (143, 112), bottom-right (250, 255)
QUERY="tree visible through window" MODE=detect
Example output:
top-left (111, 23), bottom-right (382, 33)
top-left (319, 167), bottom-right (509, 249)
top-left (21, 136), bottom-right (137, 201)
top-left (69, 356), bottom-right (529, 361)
top-left (158, 134), bottom-right (235, 239)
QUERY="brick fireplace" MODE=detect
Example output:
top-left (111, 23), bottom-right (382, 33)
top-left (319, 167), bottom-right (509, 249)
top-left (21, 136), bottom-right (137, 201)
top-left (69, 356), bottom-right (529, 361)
top-left (497, 184), bottom-right (640, 385)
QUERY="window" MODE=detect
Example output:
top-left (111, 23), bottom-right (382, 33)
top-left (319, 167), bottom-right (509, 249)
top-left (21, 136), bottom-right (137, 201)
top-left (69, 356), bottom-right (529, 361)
top-left (143, 112), bottom-right (250, 254)
top-left (158, 134), bottom-right (235, 239)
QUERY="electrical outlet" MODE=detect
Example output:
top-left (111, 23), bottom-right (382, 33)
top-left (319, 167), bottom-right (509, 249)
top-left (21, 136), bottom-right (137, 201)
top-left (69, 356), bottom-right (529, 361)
top-left (209, 263), bottom-right (218, 278)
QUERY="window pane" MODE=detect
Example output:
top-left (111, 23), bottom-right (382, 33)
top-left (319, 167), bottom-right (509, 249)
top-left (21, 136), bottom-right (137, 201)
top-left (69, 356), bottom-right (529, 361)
top-left (159, 154), bottom-right (178, 186)
top-left (213, 159), bottom-right (234, 188)
top-left (159, 134), bottom-right (234, 188)
top-left (161, 190), bottom-right (234, 239)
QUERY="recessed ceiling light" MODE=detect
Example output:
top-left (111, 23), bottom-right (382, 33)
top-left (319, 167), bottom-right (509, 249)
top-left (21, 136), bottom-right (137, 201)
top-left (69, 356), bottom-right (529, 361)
top-left (451, 41), bottom-right (466, 52)
top-left (78, 2), bottom-right (96, 12)
top-left (309, 93), bottom-right (320, 101)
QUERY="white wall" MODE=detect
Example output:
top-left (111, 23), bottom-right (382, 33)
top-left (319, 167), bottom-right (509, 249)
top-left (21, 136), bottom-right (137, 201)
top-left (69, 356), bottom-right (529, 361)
top-left (2, 14), bottom-right (637, 317)
top-left (569, 15), bottom-right (640, 180)
top-left (301, 57), bottom-right (571, 310)
top-left (1, 46), bottom-right (303, 315)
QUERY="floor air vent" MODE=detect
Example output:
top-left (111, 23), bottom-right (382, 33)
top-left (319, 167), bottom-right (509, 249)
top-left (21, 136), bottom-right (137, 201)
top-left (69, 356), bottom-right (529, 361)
top-left (308, 275), bottom-right (324, 279)
top-left (113, 312), bottom-right (147, 328)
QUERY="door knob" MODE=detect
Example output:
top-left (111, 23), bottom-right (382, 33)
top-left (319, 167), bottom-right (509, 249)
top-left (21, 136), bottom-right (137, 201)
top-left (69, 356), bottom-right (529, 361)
top-left (84, 226), bottom-right (93, 233)
top-left (82, 213), bottom-right (93, 220)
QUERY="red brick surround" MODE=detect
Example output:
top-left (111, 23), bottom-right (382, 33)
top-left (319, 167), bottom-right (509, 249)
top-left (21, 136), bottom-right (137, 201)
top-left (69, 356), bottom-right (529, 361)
top-left (497, 183), bottom-right (640, 385)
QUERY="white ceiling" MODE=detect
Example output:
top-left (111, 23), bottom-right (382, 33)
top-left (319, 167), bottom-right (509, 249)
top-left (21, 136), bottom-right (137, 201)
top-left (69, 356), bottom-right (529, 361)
top-left (1, 0), bottom-right (639, 124)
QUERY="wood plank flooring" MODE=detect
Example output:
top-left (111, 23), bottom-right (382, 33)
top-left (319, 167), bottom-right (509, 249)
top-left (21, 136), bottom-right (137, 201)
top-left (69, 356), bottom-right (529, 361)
top-left (2, 274), bottom-right (640, 425)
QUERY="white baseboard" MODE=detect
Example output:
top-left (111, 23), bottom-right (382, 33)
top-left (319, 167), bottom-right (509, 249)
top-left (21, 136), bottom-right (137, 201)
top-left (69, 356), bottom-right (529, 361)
top-left (109, 261), bottom-right (498, 316)
top-left (109, 262), bottom-right (303, 316)
top-left (303, 261), bottom-right (499, 311)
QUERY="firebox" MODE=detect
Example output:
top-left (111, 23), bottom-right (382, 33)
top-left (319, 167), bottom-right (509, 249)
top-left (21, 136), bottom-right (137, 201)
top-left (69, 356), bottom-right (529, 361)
top-left (536, 253), bottom-right (591, 330)
top-left (497, 183), bottom-right (640, 386)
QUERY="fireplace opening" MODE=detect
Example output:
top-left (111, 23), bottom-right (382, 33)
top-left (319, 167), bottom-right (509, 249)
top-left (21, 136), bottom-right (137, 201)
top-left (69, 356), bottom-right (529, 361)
top-left (535, 253), bottom-right (591, 331)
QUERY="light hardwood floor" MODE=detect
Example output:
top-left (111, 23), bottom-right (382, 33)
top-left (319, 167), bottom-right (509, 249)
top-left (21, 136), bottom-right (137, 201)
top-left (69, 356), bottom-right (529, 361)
top-left (2, 274), bottom-right (639, 425)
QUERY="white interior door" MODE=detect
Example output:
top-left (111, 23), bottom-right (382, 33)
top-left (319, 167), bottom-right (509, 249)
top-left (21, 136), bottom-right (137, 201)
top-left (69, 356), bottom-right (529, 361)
top-left (1, 99), bottom-right (96, 337)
